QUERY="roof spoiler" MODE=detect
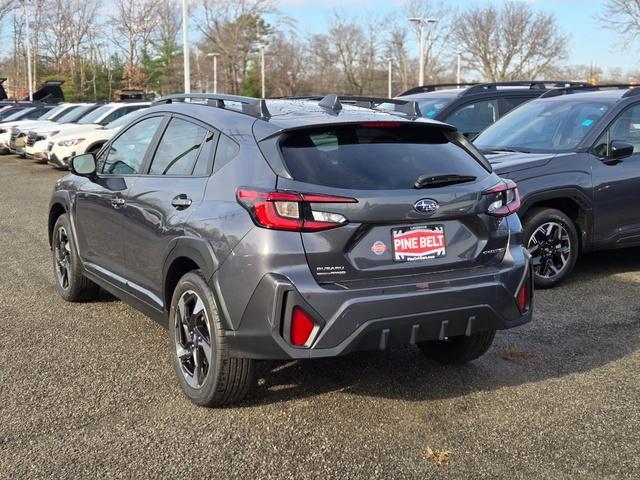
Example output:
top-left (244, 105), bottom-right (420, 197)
top-left (153, 93), bottom-right (271, 120)
top-left (311, 94), bottom-right (421, 118)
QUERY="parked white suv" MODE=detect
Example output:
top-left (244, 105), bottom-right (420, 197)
top-left (0, 103), bottom-right (80, 153)
top-left (25, 102), bottom-right (149, 161)
top-left (47, 108), bottom-right (149, 169)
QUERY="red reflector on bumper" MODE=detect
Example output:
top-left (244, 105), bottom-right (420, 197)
top-left (291, 307), bottom-right (316, 347)
top-left (516, 279), bottom-right (530, 314)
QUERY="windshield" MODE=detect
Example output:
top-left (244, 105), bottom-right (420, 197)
top-left (1, 107), bottom-right (33, 121)
top-left (56, 105), bottom-right (94, 123)
top-left (106, 110), bottom-right (144, 129)
top-left (475, 98), bottom-right (612, 152)
top-left (416, 96), bottom-right (454, 119)
top-left (77, 105), bottom-right (111, 125)
top-left (43, 104), bottom-right (70, 120)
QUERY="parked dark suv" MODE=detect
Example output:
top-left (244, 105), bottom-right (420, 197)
top-left (474, 85), bottom-right (640, 287)
top-left (49, 93), bottom-right (532, 406)
top-left (396, 81), bottom-right (589, 139)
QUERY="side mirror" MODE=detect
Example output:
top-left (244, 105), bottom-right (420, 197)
top-left (70, 153), bottom-right (97, 178)
top-left (609, 140), bottom-right (634, 161)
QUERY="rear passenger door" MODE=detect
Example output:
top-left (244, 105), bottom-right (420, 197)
top-left (121, 114), bottom-right (217, 308)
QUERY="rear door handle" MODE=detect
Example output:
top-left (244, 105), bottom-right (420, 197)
top-left (111, 197), bottom-right (126, 209)
top-left (172, 194), bottom-right (192, 210)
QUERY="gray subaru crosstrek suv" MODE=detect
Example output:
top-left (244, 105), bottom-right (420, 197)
top-left (48, 93), bottom-right (532, 407)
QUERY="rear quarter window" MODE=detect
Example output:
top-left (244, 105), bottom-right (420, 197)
top-left (279, 124), bottom-right (490, 190)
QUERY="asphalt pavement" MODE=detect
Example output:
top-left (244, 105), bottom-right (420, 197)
top-left (0, 155), bottom-right (638, 479)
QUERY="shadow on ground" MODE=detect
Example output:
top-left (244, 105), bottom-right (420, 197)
top-left (243, 247), bottom-right (640, 406)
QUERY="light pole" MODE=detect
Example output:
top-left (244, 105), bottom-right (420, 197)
top-left (388, 59), bottom-right (392, 98)
top-left (206, 52), bottom-right (219, 93)
top-left (259, 43), bottom-right (265, 98)
top-left (21, 0), bottom-right (33, 101)
top-left (409, 17), bottom-right (437, 86)
top-left (182, 0), bottom-right (190, 94)
top-left (456, 52), bottom-right (462, 85)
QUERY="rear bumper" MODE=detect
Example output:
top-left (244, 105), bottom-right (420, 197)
top-left (224, 252), bottom-right (532, 360)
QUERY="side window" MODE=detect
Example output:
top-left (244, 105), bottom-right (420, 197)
top-left (192, 132), bottom-right (217, 176)
top-left (102, 116), bottom-right (163, 175)
top-left (593, 130), bottom-right (609, 157)
top-left (148, 118), bottom-right (207, 176)
top-left (101, 106), bottom-right (134, 125)
top-left (500, 97), bottom-right (531, 116)
top-left (212, 134), bottom-right (239, 173)
top-left (607, 104), bottom-right (640, 153)
top-left (444, 99), bottom-right (500, 139)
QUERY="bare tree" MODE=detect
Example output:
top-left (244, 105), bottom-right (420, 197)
top-left (0, 0), bottom-right (13, 25)
top-left (41, 0), bottom-right (79, 73)
top-left (601, 0), bottom-right (640, 41)
top-left (326, 12), bottom-right (378, 94)
top-left (305, 33), bottom-right (341, 94)
top-left (265, 32), bottom-right (305, 96)
top-left (453, 1), bottom-right (567, 81)
top-left (384, 25), bottom-right (411, 94)
top-left (198, 0), bottom-right (273, 94)
top-left (152, 0), bottom-right (182, 94)
top-left (109, 0), bottom-right (158, 88)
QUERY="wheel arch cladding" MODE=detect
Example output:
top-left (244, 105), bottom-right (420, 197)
top-left (163, 256), bottom-right (201, 312)
top-left (521, 192), bottom-right (592, 250)
top-left (162, 239), bottom-right (218, 312)
top-left (48, 202), bottom-right (67, 247)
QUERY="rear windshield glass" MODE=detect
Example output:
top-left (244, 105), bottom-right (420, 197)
top-left (279, 124), bottom-right (490, 190)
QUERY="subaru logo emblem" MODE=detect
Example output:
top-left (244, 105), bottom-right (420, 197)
top-left (414, 198), bottom-right (439, 214)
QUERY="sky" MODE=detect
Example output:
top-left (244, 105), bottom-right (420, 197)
top-left (0, 0), bottom-right (631, 74)
top-left (274, 0), bottom-right (631, 71)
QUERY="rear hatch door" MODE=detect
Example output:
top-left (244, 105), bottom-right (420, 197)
top-left (273, 122), bottom-right (511, 283)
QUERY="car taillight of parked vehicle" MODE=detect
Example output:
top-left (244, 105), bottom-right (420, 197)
top-left (483, 180), bottom-right (521, 217)
top-left (236, 188), bottom-right (357, 232)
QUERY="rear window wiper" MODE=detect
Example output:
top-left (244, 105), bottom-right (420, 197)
top-left (414, 174), bottom-right (477, 189)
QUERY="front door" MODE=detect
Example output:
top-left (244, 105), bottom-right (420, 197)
top-left (591, 103), bottom-right (640, 245)
top-left (73, 115), bottom-right (165, 285)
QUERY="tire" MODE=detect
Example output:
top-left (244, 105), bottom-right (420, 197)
top-left (523, 207), bottom-right (579, 289)
top-left (52, 213), bottom-right (100, 302)
top-left (169, 270), bottom-right (254, 407)
top-left (417, 330), bottom-right (496, 364)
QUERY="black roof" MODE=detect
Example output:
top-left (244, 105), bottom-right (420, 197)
top-left (398, 81), bottom-right (591, 98)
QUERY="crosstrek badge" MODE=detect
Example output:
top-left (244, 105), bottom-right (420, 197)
top-left (392, 225), bottom-right (446, 262)
top-left (371, 241), bottom-right (387, 255)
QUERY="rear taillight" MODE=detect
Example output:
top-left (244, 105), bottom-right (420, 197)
top-left (516, 273), bottom-right (532, 314)
top-left (483, 179), bottom-right (521, 217)
top-left (236, 188), bottom-right (357, 232)
top-left (290, 307), bottom-right (319, 347)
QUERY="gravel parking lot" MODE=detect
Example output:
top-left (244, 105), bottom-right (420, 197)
top-left (0, 154), bottom-right (638, 479)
